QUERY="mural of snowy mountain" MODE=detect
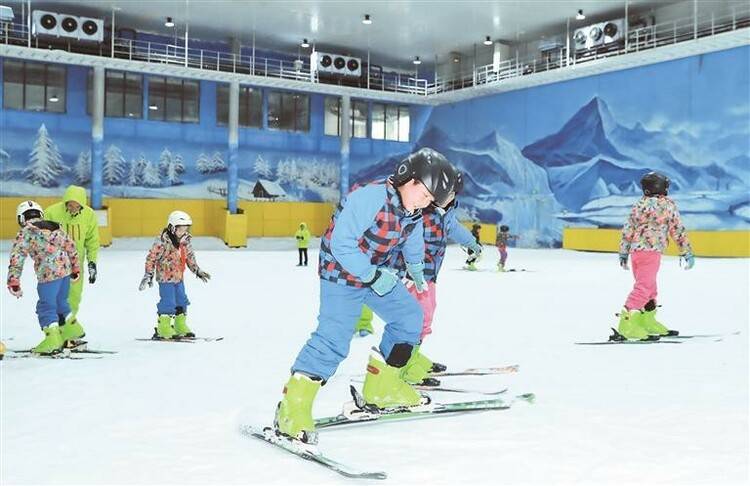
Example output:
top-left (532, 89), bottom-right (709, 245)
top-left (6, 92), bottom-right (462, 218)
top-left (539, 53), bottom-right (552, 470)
top-left (352, 126), bottom-right (564, 247)
top-left (522, 97), bottom-right (748, 210)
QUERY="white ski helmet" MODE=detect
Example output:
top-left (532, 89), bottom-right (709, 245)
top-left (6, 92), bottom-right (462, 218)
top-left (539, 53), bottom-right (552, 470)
top-left (167, 210), bottom-right (192, 228)
top-left (16, 200), bottom-right (44, 226)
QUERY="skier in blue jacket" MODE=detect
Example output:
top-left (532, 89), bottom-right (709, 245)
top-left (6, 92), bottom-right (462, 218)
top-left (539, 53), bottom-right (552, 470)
top-left (274, 148), bottom-right (460, 444)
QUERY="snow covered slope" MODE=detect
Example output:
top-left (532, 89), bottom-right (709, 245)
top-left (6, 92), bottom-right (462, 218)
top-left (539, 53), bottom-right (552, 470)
top-left (1, 242), bottom-right (747, 484)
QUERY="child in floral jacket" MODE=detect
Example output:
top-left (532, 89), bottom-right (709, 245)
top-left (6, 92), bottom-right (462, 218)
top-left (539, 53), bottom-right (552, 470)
top-left (615, 172), bottom-right (694, 341)
top-left (7, 200), bottom-right (80, 354)
top-left (138, 210), bottom-right (210, 339)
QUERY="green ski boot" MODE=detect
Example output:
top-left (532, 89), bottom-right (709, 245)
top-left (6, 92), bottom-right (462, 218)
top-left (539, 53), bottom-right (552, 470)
top-left (362, 353), bottom-right (426, 409)
top-left (354, 305), bottom-right (374, 337)
top-left (33, 325), bottom-right (64, 354)
top-left (59, 315), bottom-right (85, 344)
top-left (274, 373), bottom-right (321, 443)
top-left (640, 301), bottom-right (676, 336)
top-left (616, 309), bottom-right (651, 341)
top-left (173, 313), bottom-right (195, 338)
top-left (497, 262), bottom-right (506, 272)
top-left (401, 345), bottom-right (439, 386)
top-left (155, 314), bottom-right (176, 340)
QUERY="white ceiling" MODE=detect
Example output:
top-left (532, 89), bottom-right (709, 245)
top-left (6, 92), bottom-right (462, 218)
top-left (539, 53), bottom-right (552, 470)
top-left (11, 0), bottom-right (686, 68)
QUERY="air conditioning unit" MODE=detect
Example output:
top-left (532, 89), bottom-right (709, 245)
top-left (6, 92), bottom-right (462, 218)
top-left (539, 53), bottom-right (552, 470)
top-left (32, 10), bottom-right (60, 37)
top-left (311, 51), bottom-right (361, 77)
top-left (574, 19), bottom-right (625, 51)
top-left (32, 10), bottom-right (103, 42)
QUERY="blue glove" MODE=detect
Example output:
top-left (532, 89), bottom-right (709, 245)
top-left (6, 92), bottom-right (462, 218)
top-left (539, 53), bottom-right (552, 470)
top-left (682, 252), bottom-right (695, 270)
top-left (406, 262), bottom-right (428, 293)
top-left (367, 268), bottom-right (399, 297)
top-left (619, 253), bottom-right (629, 269)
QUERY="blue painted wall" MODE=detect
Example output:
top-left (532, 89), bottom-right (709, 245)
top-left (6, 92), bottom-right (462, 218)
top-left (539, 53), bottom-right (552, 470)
top-left (351, 46), bottom-right (750, 247)
top-left (0, 59), bottom-right (428, 203)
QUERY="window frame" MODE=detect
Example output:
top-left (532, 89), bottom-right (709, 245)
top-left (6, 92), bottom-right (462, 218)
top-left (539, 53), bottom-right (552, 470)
top-left (267, 90), bottom-right (309, 132)
top-left (147, 75), bottom-right (200, 123)
top-left (216, 84), bottom-right (262, 128)
top-left (3, 60), bottom-right (67, 113)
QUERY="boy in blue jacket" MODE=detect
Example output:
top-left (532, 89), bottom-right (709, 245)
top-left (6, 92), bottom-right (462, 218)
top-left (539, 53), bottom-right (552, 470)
top-left (274, 148), bottom-right (459, 444)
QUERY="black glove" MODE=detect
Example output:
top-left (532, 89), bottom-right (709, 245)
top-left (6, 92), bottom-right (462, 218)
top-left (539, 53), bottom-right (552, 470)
top-left (88, 261), bottom-right (97, 284)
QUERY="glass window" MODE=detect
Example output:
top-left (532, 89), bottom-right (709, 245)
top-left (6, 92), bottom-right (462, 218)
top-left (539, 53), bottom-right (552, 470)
top-left (268, 91), bottom-right (309, 132)
top-left (4, 61), bottom-right (66, 112)
top-left (182, 80), bottom-right (199, 123)
top-left (398, 106), bottom-right (410, 142)
top-left (385, 105), bottom-right (399, 141)
top-left (294, 94), bottom-right (309, 132)
top-left (2, 60), bottom-right (24, 110)
top-left (45, 65), bottom-right (65, 113)
top-left (165, 77), bottom-right (183, 122)
top-left (124, 73), bottom-right (143, 118)
top-left (148, 75), bottom-right (198, 123)
top-left (217, 84), bottom-right (262, 128)
top-left (372, 103), bottom-right (385, 140)
top-left (267, 91), bottom-right (281, 129)
top-left (148, 76), bottom-right (166, 121)
top-left (105, 70), bottom-right (124, 117)
top-left (24, 62), bottom-right (47, 112)
top-left (352, 100), bottom-right (368, 138)
top-left (324, 96), bottom-right (341, 136)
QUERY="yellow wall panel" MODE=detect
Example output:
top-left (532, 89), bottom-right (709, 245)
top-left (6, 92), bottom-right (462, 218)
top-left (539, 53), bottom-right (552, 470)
top-left (1, 197), bottom-right (336, 240)
top-left (563, 227), bottom-right (750, 257)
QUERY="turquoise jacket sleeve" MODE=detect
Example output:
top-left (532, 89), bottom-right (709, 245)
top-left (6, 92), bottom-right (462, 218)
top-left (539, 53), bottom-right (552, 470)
top-left (445, 209), bottom-right (475, 247)
top-left (330, 184), bottom-right (386, 280)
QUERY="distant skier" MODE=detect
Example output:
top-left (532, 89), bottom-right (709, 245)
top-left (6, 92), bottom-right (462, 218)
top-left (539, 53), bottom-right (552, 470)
top-left (294, 222), bottom-right (311, 266)
top-left (614, 172), bottom-right (694, 341)
top-left (273, 148), bottom-right (459, 445)
top-left (7, 200), bottom-right (80, 354)
top-left (138, 211), bottom-right (211, 340)
top-left (464, 223), bottom-right (482, 270)
top-left (495, 225), bottom-right (519, 272)
top-left (45, 185), bottom-right (100, 345)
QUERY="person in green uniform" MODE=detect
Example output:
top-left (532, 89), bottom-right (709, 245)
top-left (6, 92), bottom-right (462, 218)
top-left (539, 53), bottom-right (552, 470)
top-left (44, 185), bottom-right (100, 344)
top-left (294, 222), bottom-right (311, 266)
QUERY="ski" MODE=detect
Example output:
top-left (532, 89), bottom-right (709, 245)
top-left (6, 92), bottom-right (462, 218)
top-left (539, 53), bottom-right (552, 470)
top-left (350, 378), bottom-right (509, 396)
top-left (240, 425), bottom-right (387, 480)
top-left (8, 349), bottom-right (103, 359)
top-left (575, 340), bottom-right (682, 345)
top-left (314, 386), bottom-right (534, 430)
top-left (414, 385), bottom-right (508, 395)
top-left (430, 364), bottom-right (520, 377)
top-left (135, 336), bottom-right (223, 343)
top-left (63, 341), bottom-right (118, 354)
top-left (669, 331), bottom-right (741, 339)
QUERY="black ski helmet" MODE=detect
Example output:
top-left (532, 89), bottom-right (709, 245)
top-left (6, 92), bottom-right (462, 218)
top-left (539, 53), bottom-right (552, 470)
top-left (641, 171), bottom-right (670, 196)
top-left (391, 148), bottom-right (458, 208)
top-left (500, 225), bottom-right (510, 232)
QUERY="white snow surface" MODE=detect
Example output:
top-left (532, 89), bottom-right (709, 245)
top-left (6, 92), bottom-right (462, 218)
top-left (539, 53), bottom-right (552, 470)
top-left (1, 242), bottom-right (748, 485)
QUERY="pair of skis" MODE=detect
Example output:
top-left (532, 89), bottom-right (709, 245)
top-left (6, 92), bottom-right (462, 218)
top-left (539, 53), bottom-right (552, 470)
top-left (242, 364), bottom-right (532, 480)
top-left (7, 340), bottom-right (117, 360)
top-left (134, 336), bottom-right (224, 343)
top-left (575, 330), bottom-right (740, 345)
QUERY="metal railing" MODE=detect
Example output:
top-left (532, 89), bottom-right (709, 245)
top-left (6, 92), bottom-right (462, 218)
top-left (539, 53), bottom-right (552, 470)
top-left (430, 2), bottom-right (750, 95)
top-left (1, 2), bottom-right (747, 99)
top-left (0, 21), bottom-right (429, 96)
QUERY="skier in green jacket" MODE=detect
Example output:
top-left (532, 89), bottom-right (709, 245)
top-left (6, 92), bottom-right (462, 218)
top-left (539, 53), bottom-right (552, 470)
top-left (44, 185), bottom-right (100, 344)
top-left (294, 222), bottom-right (311, 266)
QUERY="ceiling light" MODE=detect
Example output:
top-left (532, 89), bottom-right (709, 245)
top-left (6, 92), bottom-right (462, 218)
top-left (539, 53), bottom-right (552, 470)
top-left (453, 57), bottom-right (460, 63)
top-left (413, 56), bottom-right (421, 65)
top-left (149, 104), bottom-right (159, 110)
top-left (300, 38), bottom-right (309, 48)
top-left (165, 17), bottom-right (174, 27)
top-left (483, 35), bottom-right (493, 46)
top-left (576, 9), bottom-right (585, 20)
top-left (362, 14), bottom-right (372, 25)
top-left (48, 94), bottom-right (59, 103)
